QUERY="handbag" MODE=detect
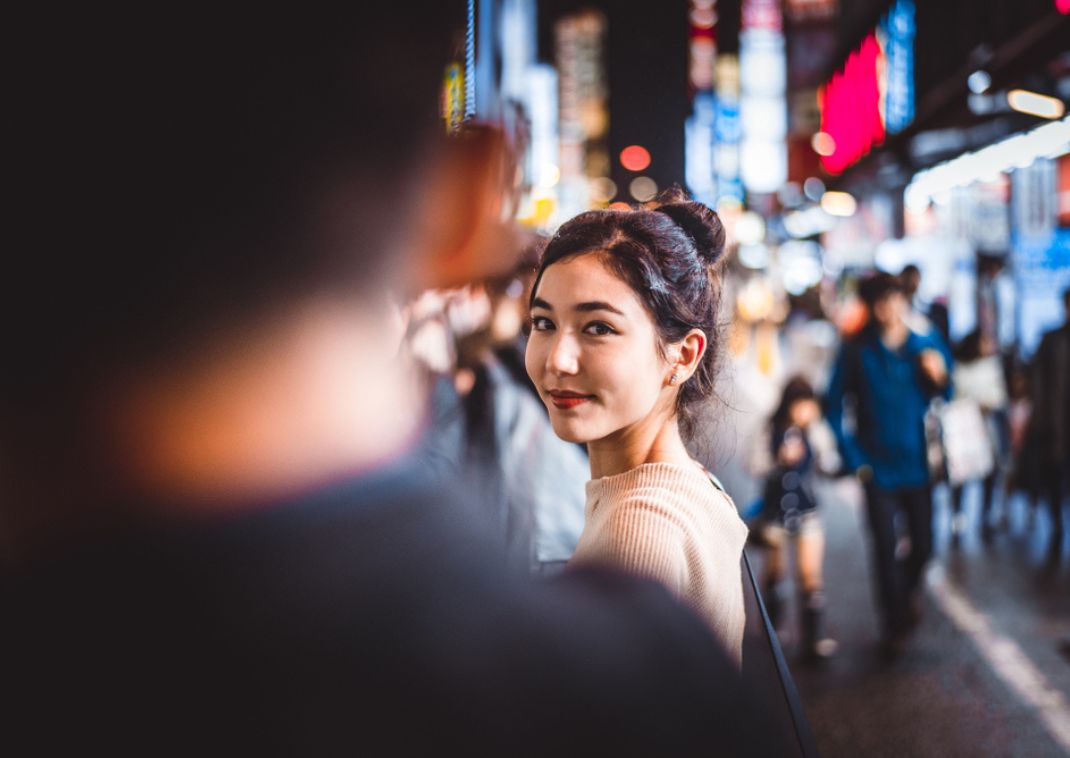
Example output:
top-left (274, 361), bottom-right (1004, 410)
top-left (933, 397), bottom-right (996, 486)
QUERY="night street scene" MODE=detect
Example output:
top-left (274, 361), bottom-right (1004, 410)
top-left (5, 2), bottom-right (1069, 755)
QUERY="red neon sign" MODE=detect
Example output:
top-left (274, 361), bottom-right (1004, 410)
top-left (818, 32), bottom-right (886, 174)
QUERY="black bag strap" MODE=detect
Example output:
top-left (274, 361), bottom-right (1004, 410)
top-left (706, 469), bottom-right (819, 758)
top-left (742, 549), bottom-right (820, 758)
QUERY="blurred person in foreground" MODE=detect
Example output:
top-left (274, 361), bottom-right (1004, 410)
top-left (2, 8), bottom-right (783, 755)
top-left (1027, 287), bottom-right (1070, 553)
top-left (825, 272), bottom-right (952, 659)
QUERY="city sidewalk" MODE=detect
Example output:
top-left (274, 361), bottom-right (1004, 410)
top-left (754, 477), bottom-right (1070, 757)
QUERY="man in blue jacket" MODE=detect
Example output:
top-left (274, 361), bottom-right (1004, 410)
top-left (825, 272), bottom-right (953, 658)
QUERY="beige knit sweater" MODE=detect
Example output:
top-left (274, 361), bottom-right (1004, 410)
top-left (570, 461), bottom-right (748, 664)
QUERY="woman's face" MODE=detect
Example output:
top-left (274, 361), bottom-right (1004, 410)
top-left (525, 253), bottom-right (673, 444)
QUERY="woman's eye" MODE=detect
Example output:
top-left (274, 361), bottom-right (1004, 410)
top-left (583, 321), bottom-right (616, 336)
top-left (531, 315), bottom-right (554, 332)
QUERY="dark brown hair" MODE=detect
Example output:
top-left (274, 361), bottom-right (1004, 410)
top-left (858, 271), bottom-right (904, 310)
top-left (770, 375), bottom-right (817, 434)
top-left (530, 188), bottom-right (727, 438)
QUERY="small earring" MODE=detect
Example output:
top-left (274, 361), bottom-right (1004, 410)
top-left (669, 372), bottom-right (680, 385)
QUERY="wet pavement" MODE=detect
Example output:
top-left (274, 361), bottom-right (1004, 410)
top-left (748, 477), bottom-right (1070, 757)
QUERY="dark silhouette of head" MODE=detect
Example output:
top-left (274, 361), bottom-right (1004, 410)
top-left (899, 264), bottom-right (921, 299)
top-left (4, 6), bottom-right (479, 553)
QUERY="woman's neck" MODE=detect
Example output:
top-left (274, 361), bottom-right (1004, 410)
top-left (587, 410), bottom-right (693, 480)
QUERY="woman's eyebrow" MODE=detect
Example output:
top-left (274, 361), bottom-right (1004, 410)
top-left (531, 297), bottom-right (553, 311)
top-left (575, 301), bottom-right (625, 316)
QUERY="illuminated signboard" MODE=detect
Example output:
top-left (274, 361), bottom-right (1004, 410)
top-left (715, 55), bottom-right (743, 203)
top-left (685, 1), bottom-right (718, 206)
top-left (442, 63), bottom-right (465, 134)
top-left (882, 0), bottom-right (915, 134)
top-left (819, 31), bottom-right (884, 174)
top-left (740, 0), bottom-right (787, 193)
top-left (818, 0), bottom-right (915, 174)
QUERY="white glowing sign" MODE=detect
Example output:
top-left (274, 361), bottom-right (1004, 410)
top-left (739, 0), bottom-right (786, 194)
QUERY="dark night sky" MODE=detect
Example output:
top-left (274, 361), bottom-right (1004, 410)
top-left (538, 0), bottom-right (698, 200)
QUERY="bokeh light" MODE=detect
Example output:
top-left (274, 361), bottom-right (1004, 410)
top-left (803, 176), bottom-right (826, 202)
top-left (811, 131), bottom-right (836, 157)
top-left (629, 176), bottom-right (658, 202)
top-left (821, 191), bottom-right (858, 217)
top-left (590, 176), bottom-right (618, 204)
top-left (734, 210), bottom-right (766, 246)
top-left (537, 164), bottom-right (561, 189)
top-left (620, 145), bottom-right (652, 172)
top-left (1007, 89), bottom-right (1065, 120)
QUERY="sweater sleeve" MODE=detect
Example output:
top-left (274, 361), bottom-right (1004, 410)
top-left (579, 497), bottom-right (689, 596)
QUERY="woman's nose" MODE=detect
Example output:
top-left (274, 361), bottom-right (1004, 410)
top-left (547, 332), bottom-right (580, 375)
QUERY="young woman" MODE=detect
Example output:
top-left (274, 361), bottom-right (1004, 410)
top-left (524, 191), bottom-right (748, 663)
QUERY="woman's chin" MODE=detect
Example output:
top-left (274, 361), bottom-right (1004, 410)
top-left (549, 419), bottom-right (592, 445)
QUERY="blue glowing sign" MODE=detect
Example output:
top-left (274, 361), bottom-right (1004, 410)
top-left (881, 0), bottom-right (915, 135)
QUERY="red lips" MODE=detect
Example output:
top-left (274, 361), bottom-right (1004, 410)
top-left (548, 389), bottom-right (593, 410)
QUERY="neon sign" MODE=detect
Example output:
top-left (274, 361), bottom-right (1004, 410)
top-left (818, 0), bottom-right (915, 174)
top-left (818, 32), bottom-right (884, 174)
top-left (882, 0), bottom-right (915, 134)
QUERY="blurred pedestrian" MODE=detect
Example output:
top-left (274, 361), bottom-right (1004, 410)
top-left (4, 9), bottom-right (784, 755)
top-left (948, 329), bottom-right (1007, 545)
top-left (899, 264), bottom-right (936, 337)
top-left (525, 192), bottom-right (749, 664)
top-left (751, 376), bottom-right (839, 662)
top-left (1027, 287), bottom-right (1070, 552)
top-left (1004, 364), bottom-right (1039, 517)
top-left (825, 272), bottom-right (953, 659)
top-left (449, 262), bottom-right (590, 574)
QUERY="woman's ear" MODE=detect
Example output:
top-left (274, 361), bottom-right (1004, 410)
top-left (409, 124), bottom-right (520, 293)
top-left (672, 328), bottom-right (708, 382)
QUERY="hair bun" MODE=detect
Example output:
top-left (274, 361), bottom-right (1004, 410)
top-left (654, 199), bottom-right (726, 266)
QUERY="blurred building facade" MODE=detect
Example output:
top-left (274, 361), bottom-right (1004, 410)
top-left (812, 0), bottom-right (1070, 357)
top-left (446, 0), bottom-right (1068, 360)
